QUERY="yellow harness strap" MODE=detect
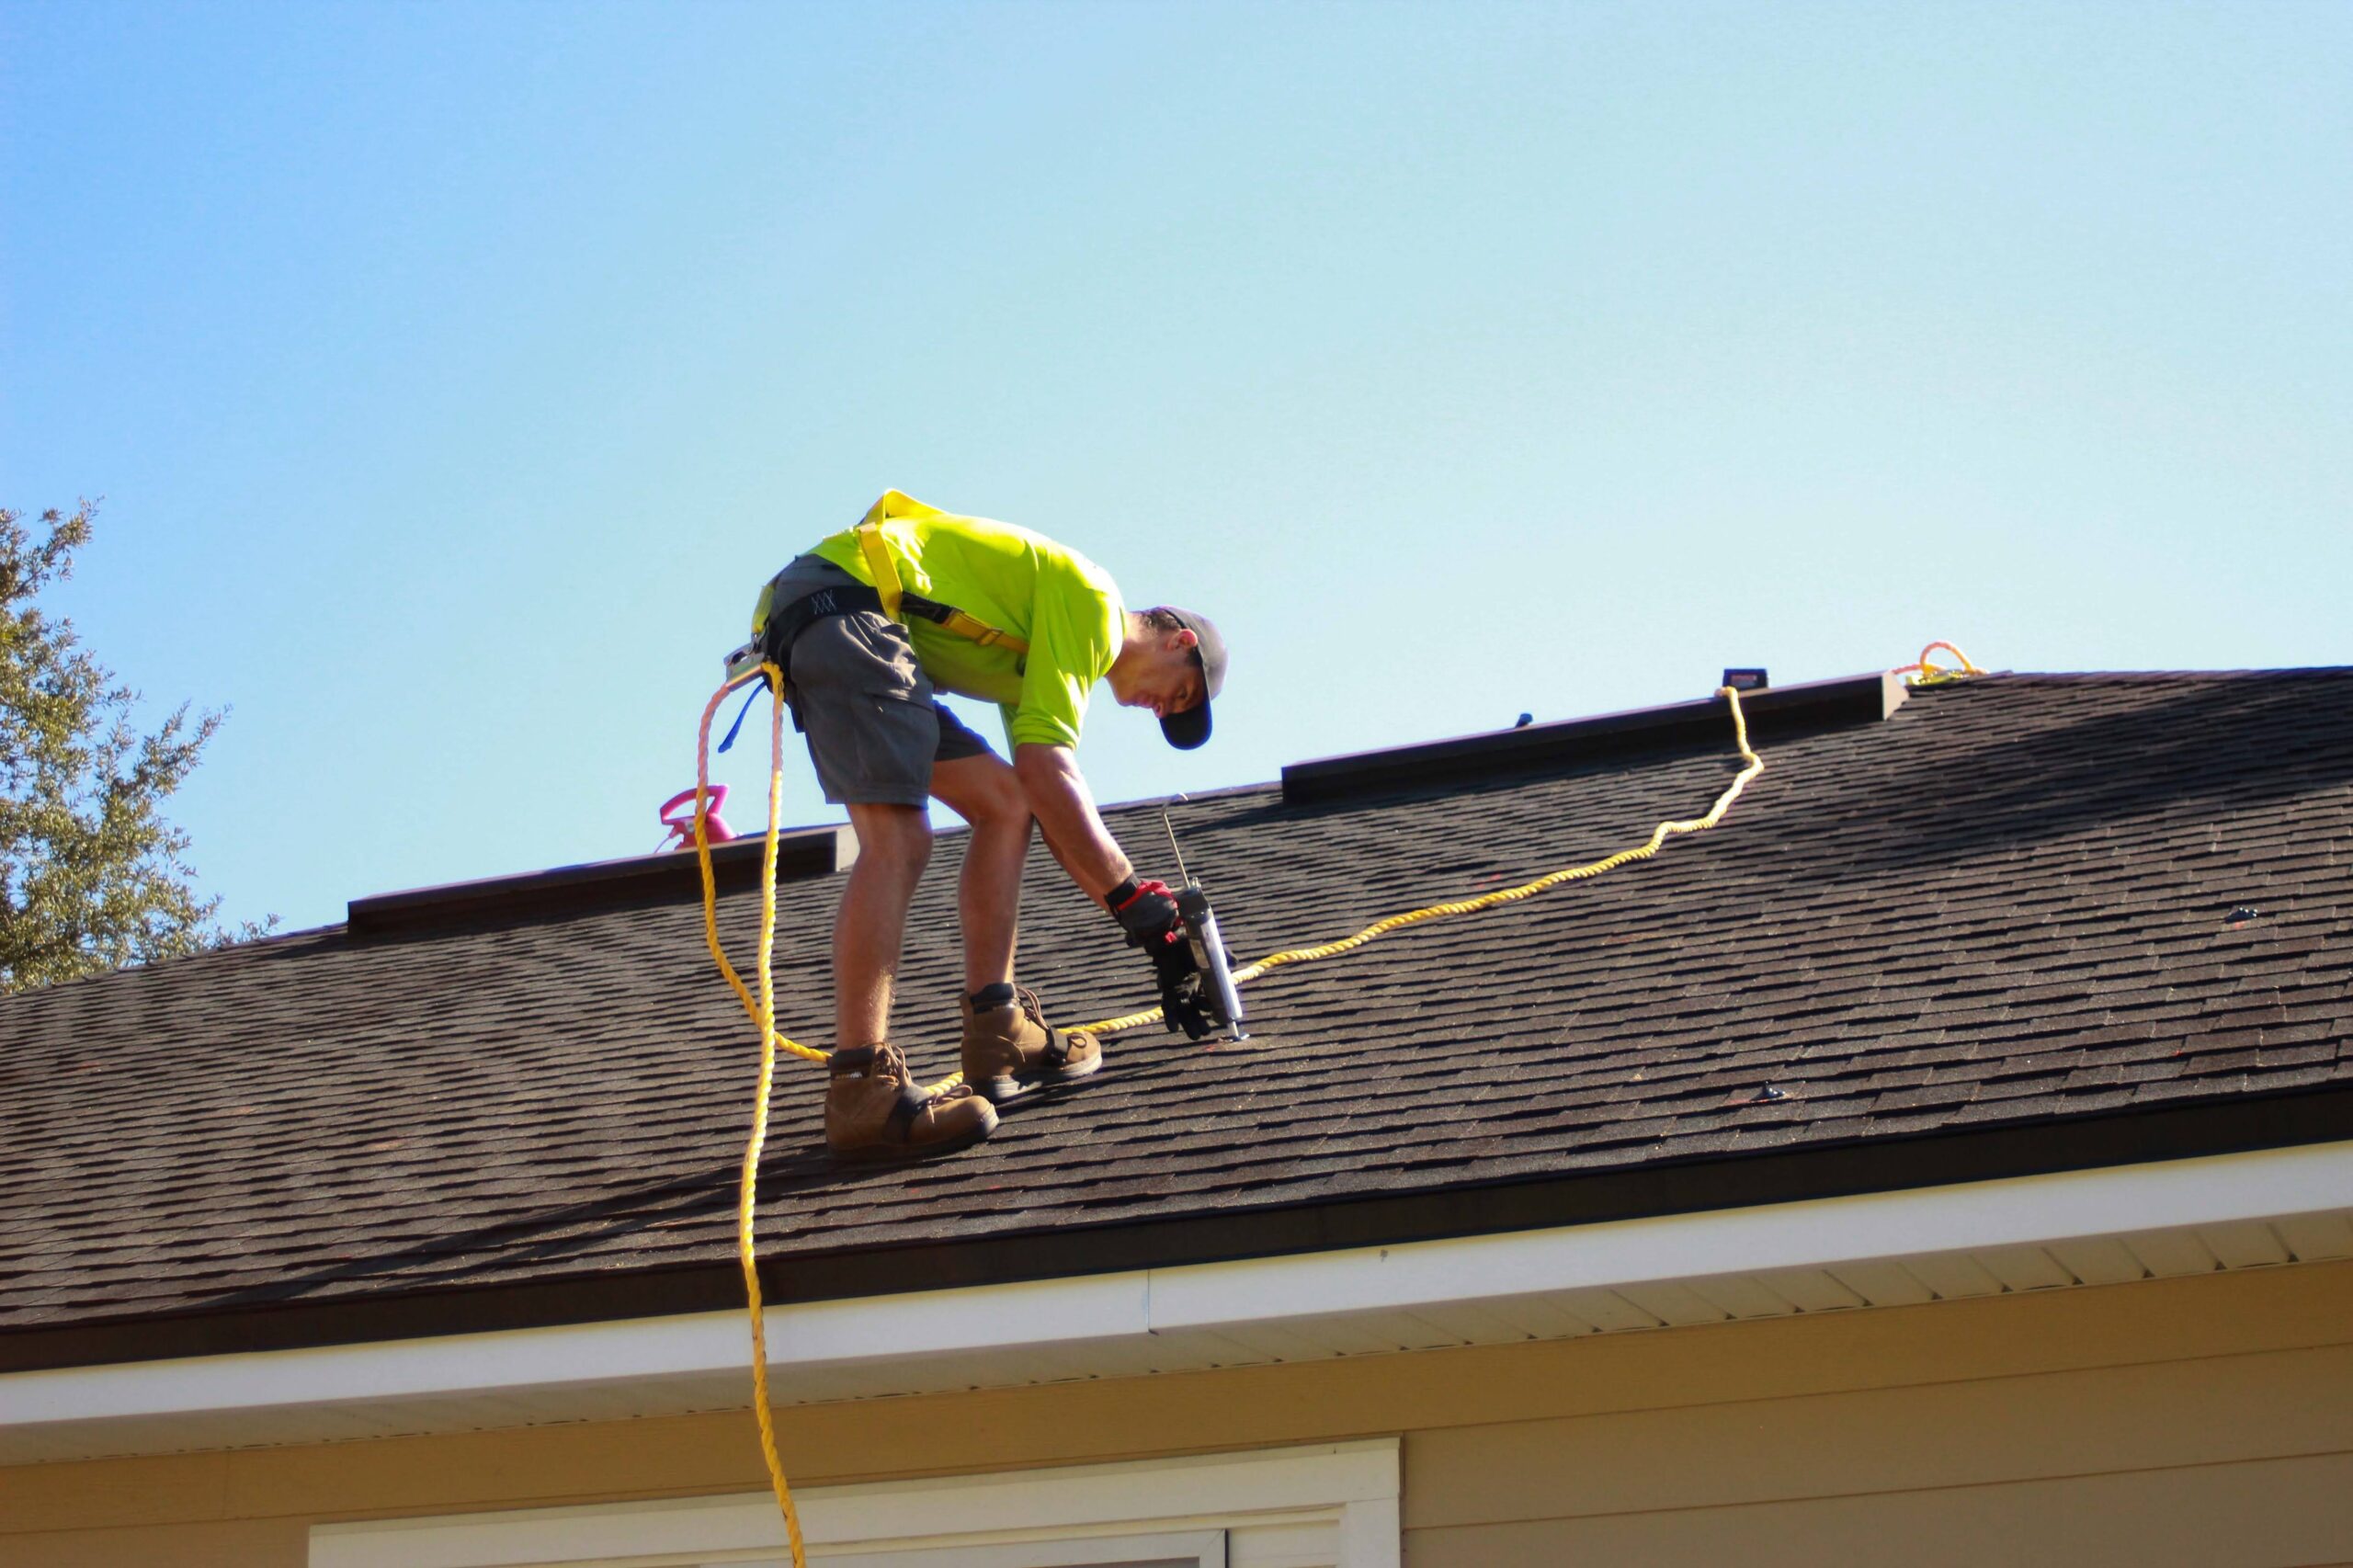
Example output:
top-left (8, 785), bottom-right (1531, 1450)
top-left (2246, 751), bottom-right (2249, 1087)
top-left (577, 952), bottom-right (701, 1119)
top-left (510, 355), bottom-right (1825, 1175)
top-left (854, 521), bottom-right (905, 619)
top-left (935, 607), bottom-right (1028, 652)
top-left (855, 521), bottom-right (1030, 656)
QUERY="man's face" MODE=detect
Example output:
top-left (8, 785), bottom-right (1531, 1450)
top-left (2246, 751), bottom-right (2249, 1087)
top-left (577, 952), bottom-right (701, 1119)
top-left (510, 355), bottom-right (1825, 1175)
top-left (1112, 627), bottom-right (1206, 720)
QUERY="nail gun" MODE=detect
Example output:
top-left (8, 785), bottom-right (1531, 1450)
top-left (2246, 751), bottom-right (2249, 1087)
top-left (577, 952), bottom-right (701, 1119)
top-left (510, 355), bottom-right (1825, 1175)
top-left (1161, 801), bottom-right (1247, 1042)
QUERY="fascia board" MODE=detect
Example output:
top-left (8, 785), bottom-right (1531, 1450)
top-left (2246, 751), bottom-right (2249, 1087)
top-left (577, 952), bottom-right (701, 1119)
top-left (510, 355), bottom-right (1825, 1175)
top-left (0, 1271), bottom-right (1154, 1429)
top-left (1142, 1135), bottom-right (2353, 1327)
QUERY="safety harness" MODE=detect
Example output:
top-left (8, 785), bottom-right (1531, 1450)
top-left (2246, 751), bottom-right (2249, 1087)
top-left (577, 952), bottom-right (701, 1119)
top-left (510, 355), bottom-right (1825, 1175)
top-left (853, 522), bottom-right (1029, 653)
top-left (722, 521), bottom-right (1032, 754)
top-left (756, 521), bottom-right (1028, 665)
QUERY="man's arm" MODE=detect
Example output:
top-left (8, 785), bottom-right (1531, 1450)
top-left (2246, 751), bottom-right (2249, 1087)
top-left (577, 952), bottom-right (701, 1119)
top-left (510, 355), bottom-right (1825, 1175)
top-left (1017, 739), bottom-right (1218, 1038)
top-left (1012, 742), bottom-right (1132, 904)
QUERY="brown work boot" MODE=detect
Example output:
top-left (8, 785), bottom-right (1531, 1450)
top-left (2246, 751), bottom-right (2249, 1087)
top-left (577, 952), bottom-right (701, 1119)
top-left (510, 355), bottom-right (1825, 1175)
top-left (960, 985), bottom-right (1103, 1105)
top-left (824, 1043), bottom-right (998, 1163)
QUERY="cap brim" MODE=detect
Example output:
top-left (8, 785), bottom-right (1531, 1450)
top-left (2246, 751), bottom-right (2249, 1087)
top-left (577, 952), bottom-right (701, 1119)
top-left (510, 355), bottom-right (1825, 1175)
top-left (1161, 700), bottom-right (1211, 751)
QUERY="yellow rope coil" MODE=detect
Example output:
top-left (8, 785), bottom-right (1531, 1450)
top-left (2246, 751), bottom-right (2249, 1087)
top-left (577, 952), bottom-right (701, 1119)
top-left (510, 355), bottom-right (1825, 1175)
top-left (691, 678), bottom-right (1767, 1565)
top-left (1893, 640), bottom-right (1982, 687)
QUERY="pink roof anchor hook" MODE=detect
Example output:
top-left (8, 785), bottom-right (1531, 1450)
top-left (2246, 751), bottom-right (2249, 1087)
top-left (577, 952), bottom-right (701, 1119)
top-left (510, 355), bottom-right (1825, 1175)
top-left (658, 785), bottom-right (735, 851)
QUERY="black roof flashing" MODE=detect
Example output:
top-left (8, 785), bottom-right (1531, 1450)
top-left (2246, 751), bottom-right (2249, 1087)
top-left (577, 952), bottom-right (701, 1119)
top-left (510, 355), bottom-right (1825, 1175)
top-left (342, 674), bottom-right (1903, 937)
top-left (346, 824), bottom-right (858, 937)
top-left (1281, 671), bottom-right (1909, 803)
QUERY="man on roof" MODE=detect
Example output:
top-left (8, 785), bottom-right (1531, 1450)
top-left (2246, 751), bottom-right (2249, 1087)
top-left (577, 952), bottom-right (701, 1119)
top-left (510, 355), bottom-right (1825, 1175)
top-left (745, 489), bottom-right (1229, 1163)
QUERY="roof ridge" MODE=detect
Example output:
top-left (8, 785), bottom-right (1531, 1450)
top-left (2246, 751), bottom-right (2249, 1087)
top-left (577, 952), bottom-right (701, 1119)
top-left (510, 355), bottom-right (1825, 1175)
top-left (1970, 666), bottom-right (2353, 683)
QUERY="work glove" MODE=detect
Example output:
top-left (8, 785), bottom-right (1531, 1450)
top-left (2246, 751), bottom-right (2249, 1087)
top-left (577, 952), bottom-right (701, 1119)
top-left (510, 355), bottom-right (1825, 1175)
top-left (1108, 878), bottom-right (1215, 1040)
top-left (1108, 877), bottom-right (1183, 943)
top-left (1159, 970), bottom-right (1215, 1041)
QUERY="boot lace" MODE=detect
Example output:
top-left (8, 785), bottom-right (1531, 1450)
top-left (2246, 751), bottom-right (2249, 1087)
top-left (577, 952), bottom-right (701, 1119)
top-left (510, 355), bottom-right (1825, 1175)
top-left (869, 1041), bottom-right (973, 1105)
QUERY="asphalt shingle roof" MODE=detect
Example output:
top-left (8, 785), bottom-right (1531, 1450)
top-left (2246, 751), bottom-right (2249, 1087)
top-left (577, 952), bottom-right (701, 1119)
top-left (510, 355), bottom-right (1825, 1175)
top-left (3, 670), bottom-right (2349, 1349)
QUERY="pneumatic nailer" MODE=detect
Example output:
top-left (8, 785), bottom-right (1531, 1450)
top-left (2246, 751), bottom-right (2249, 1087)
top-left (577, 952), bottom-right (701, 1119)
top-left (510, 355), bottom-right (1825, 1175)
top-left (1160, 801), bottom-right (1247, 1043)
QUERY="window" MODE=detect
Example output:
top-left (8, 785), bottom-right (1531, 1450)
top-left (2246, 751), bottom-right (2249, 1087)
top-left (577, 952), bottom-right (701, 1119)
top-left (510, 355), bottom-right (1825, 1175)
top-left (312, 1439), bottom-right (1400, 1568)
top-left (821, 1536), bottom-right (1221, 1568)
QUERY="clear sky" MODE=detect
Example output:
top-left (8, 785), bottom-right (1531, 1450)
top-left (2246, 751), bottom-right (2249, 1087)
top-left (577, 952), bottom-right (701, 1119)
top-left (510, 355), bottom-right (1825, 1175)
top-left (3, 1), bottom-right (2347, 935)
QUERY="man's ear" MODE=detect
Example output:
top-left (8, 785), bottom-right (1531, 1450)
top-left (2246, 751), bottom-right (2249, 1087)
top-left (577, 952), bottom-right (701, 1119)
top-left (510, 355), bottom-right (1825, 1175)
top-left (1171, 627), bottom-right (1200, 653)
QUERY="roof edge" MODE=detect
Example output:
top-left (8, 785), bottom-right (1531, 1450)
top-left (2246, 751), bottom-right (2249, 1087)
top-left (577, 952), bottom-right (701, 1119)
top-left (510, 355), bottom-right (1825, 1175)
top-left (8, 1078), bottom-right (2348, 1377)
top-left (1281, 671), bottom-right (1907, 803)
top-left (14, 1148), bottom-right (2345, 1465)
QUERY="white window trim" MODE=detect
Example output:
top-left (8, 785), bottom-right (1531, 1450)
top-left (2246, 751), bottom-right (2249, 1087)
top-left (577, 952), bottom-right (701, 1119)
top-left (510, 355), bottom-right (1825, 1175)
top-left (821, 1530), bottom-right (1224, 1568)
top-left (309, 1438), bottom-right (1400, 1568)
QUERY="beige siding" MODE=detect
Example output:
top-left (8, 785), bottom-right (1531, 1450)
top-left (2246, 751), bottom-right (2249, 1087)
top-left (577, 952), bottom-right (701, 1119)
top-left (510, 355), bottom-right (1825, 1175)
top-left (5, 1517), bottom-right (308, 1568)
top-left (4, 1259), bottom-right (2349, 1565)
top-left (1406, 1454), bottom-right (2353, 1568)
top-left (1404, 1346), bottom-right (2353, 1564)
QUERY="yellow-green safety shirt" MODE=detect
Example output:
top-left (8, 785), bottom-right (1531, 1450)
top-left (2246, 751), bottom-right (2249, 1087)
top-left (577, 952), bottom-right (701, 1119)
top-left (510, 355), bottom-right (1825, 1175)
top-left (809, 491), bottom-right (1126, 751)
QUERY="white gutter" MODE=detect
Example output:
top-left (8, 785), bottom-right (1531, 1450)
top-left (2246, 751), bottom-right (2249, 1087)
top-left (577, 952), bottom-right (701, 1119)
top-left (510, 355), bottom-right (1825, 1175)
top-left (6, 1140), bottom-right (2352, 1462)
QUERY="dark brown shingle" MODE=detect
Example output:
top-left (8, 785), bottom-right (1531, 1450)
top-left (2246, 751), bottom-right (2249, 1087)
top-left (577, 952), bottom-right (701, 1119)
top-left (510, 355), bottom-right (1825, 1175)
top-left (1, 670), bottom-right (2348, 1353)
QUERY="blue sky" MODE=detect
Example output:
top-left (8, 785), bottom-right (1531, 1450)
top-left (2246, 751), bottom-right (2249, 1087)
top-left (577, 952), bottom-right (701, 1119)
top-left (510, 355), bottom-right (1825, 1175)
top-left (4, 1), bottom-right (2347, 935)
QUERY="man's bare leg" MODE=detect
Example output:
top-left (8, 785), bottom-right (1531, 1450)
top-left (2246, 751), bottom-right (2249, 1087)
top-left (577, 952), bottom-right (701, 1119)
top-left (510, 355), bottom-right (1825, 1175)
top-left (835, 802), bottom-right (931, 1047)
top-left (930, 753), bottom-right (1031, 992)
top-left (937, 750), bottom-right (1103, 1099)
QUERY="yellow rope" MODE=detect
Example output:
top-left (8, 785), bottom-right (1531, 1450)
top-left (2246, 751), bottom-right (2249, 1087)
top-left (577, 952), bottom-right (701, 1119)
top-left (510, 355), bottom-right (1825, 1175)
top-left (1070, 684), bottom-right (1764, 1036)
top-left (692, 671), bottom-right (964, 1086)
top-left (693, 673), bottom-right (829, 1067)
top-left (689, 676), bottom-right (1768, 1564)
top-left (691, 666), bottom-right (810, 1568)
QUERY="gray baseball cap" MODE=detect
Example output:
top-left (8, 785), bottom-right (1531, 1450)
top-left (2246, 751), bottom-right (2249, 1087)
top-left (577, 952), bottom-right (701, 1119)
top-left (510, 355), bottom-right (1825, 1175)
top-left (1158, 607), bottom-right (1226, 751)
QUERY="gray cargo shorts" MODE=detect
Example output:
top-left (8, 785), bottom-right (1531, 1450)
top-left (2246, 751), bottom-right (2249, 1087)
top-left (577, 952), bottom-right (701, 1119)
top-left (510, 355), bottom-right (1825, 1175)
top-left (762, 555), bottom-right (995, 807)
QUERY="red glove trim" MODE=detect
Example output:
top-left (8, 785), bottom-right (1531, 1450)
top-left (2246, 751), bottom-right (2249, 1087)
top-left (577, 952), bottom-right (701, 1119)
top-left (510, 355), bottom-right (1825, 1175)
top-left (1111, 878), bottom-right (1173, 915)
